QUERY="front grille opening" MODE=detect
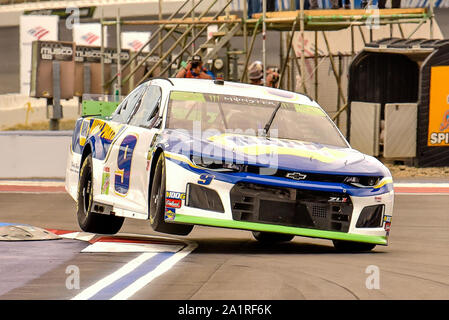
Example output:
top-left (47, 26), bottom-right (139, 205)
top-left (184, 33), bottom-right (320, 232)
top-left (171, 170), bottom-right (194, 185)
top-left (356, 205), bottom-right (384, 228)
top-left (186, 183), bottom-right (224, 213)
top-left (331, 222), bottom-right (342, 231)
top-left (233, 203), bottom-right (254, 211)
top-left (331, 213), bottom-right (350, 222)
top-left (258, 200), bottom-right (315, 227)
top-left (312, 205), bottom-right (327, 218)
top-left (230, 182), bottom-right (353, 232)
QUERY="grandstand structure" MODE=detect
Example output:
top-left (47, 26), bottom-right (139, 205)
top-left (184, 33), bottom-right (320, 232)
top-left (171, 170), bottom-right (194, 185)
top-left (0, 0), bottom-right (437, 125)
top-left (97, 0), bottom-right (436, 124)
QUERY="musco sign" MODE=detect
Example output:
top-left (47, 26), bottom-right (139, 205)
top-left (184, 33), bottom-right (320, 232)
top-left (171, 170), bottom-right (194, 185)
top-left (30, 40), bottom-right (75, 99)
top-left (75, 46), bottom-right (102, 63)
top-left (40, 43), bottom-right (73, 61)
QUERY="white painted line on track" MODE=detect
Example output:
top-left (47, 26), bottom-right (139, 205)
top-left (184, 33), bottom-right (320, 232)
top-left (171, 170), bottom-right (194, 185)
top-left (394, 193), bottom-right (449, 196)
top-left (67, 231), bottom-right (198, 300)
top-left (111, 242), bottom-right (198, 300)
top-left (0, 180), bottom-right (65, 187)
top-left (59, 232), bottom-right (97, 242)
top-left (72, 252), bottom-right (158, 300)
top-left (394, 183), bottom-right (449, 188)
top-left (82, 241), bottom-right (184, 253)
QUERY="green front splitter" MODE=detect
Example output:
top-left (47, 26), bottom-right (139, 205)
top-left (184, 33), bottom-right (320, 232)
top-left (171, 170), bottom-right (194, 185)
top-left (174, 214), bottom-right (388, 245)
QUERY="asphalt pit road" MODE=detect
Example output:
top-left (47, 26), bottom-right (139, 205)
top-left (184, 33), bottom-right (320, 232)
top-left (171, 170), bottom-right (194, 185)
top-left (0, 223), bottom-right (60, 241)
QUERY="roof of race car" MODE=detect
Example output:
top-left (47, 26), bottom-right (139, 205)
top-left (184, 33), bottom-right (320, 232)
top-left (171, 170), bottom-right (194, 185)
top-left (150, 78), bottom-right (318, 107)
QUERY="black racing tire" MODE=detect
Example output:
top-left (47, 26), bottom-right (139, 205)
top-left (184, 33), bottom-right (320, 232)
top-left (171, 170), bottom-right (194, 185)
top-left (333, 240), bottom-right (376, 252)
top-left (77, 154), bottom-right (124, 234)
top-left (252, 231), bottom-right (294, 243)
top-left (149, 153), bottom-right (193, 236)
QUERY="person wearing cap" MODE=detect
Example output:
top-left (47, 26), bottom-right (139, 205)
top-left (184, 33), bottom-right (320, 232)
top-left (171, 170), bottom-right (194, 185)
top-left (247, 61), bottom-right (279, 88)
top-left (176, 54), bottom-right (214, 79)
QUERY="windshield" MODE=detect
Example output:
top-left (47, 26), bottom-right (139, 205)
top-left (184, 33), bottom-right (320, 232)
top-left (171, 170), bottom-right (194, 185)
top-left (166, 91), bottom-right (348, 148)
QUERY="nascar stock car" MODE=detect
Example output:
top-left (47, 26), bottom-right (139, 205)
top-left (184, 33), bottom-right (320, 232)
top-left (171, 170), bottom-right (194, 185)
top-left (65, 78), bottom-right (394, 252)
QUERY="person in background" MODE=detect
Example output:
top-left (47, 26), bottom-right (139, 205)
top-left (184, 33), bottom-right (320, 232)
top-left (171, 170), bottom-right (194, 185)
top-left (247, 0), bottom-right (277, 18)
top-left (309, 0), bottom-right (339, 9)
top-left (247, 61), bottom-right (280, 88)
top-left (176, 54), bottom-right (214, 79)
top-left (295, 0), bottom-right (311, 10)
top-left (377, 0), bottom-right (401, 8)
top-left (338, 0), bottom-right (351, 9)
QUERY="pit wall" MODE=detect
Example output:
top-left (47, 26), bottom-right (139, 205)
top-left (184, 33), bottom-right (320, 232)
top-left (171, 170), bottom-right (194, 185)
top-left (0, 130), bottom-right (72, 179)
top-left (0, 93), bottom-right (78, 179)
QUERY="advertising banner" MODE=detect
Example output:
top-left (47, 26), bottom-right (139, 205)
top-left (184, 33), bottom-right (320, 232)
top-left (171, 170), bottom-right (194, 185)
top-left (427, 66), bottom-right (449, 147)
top-left (20, 15), bottom-right (59, 95)
top-left (30, 40), bottom-right (75, 99)
top-left (73, 23), bottom-right (103, 47)
top-left (121, 31), bottom-right (151, 52)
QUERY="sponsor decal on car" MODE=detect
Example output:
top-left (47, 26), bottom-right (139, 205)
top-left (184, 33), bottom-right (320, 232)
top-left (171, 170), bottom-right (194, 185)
top-left (166, 191), bottom-right (186, 200)
top-left (101, 167), bottom-right (110, 195)
top-left (69, 160), bottom-right (79, 174)
top-left (165, 208), bottom-right (176, 221)
top-left (384, 222), bottom-right (391, 236)
top-left (166, 198), bottom-right (182, 208)
top-left (89, 119), bottom-right (121, 142)
top-left (384, 215), bottom-right (392, 236)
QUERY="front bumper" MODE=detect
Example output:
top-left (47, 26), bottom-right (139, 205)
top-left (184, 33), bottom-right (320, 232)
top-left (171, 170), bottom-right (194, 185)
top-left (164, 153), bottom-right (393, 245)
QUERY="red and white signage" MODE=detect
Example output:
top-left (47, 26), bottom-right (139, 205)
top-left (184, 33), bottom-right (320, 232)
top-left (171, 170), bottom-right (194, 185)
top-left (19, 15), bottom-right (59, 95)
top-left (73, 23), bottom-right (103, 47)
top-left (121, 31), bottom-right (151, 52)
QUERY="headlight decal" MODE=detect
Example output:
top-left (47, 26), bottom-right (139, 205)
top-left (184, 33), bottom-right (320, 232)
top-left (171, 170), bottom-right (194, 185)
top-left (374, 177), bottom-right (393, 189)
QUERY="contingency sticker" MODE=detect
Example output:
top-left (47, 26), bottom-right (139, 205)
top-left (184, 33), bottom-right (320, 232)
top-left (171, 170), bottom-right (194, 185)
top-left (166, 198), bottom-right (182, 208)
top-left (384, 215), bottom-right (392, 236)
top-left (101, 167), bottom-right (110, 195)
top-left (166, 191), bottom-right (186, 200)
top-left (165, 208), bottom-right (176, 221)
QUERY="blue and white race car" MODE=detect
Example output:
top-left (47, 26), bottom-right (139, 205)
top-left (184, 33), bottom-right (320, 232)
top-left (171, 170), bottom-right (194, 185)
top-left (65, 78), bottom-right (394, 252)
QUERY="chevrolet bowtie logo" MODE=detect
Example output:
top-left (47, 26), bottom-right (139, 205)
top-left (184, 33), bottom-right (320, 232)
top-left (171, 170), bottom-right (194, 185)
top-left (286, 172), bottom-right (307, 180)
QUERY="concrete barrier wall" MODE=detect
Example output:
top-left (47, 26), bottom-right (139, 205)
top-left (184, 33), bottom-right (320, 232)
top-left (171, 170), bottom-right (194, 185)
top-left (0, 131), bottom-right (72, 179)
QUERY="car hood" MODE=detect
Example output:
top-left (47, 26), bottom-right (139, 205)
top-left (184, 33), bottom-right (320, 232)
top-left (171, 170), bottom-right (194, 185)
top-left (160, 129), bottom-right (390, 177)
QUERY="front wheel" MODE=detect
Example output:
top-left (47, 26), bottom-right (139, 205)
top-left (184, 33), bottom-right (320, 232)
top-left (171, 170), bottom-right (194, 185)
top-left (149, 153), bottom-right (193, 236)
top-left (333, 240), bottom-right (376, 252)
top-left (252, 231), bottom-right (294, 243)
top-left (77, 154), bottom-right (124, 234)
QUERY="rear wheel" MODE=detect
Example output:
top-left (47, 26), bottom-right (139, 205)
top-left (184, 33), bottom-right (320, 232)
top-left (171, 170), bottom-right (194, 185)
top-left (149, 153), bottom-right (193, 236)
top-left (252, 231), bottom-right (294, 243)
top-left (77, 154), bottom-right (124, 234)
top-left (333, 240), bottom-right (376, 252)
